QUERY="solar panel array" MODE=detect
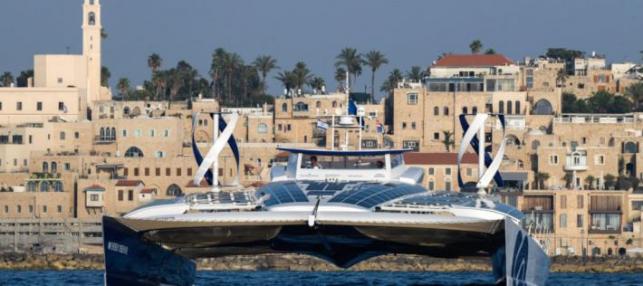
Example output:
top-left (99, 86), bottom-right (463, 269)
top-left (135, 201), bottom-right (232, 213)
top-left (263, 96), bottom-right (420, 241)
top-left (187, 191), bottom-right (253, 205)
top-left (302, 181), bottom-right (352, 197)
top-left (390, 191), bottom-right (524, 219)
top-left (258, 182), bottom-right (309, 206)
top-left (328, 183), bottom-right (425, 209)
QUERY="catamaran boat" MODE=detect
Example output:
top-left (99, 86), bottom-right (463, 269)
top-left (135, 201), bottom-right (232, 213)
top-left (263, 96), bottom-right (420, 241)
top-left (102, 112), bottom-right (549, 286)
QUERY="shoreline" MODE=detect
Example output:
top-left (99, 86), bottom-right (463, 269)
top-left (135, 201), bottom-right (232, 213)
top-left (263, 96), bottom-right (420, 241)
top-left (1, 253), bottom-right (642, 273)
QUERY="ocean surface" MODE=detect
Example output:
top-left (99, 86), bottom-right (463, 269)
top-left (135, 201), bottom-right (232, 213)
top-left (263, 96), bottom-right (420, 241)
top-left (0, 270), bottom-right (641, 286)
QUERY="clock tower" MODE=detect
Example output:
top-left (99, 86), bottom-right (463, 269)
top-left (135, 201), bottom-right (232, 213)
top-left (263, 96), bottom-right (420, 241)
top-left (82, 0), bottom-right (102, 103)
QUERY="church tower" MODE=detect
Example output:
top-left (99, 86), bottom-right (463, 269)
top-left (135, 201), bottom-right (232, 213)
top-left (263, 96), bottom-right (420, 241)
top-left (82, 0), bottom-right (102, 104)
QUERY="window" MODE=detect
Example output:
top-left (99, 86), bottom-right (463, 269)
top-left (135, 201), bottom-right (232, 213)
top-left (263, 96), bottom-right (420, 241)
top-left (595, 155), bottom-right (605, 165)
top-left (407, 93), bottom-right (418, 105)
top-left (42, 205), bottom-right (47, 213)
top-left (164, 129), bottom-right (170, 137)
top-left (125, 146), bottom-right (144, 157)
top-left (428, 181), bottom-right (435, 190)
top-left (281, 103), bottom-right (288, 112)
top-left (0, 102), bottom-right (2, 110)
top-left (433, 106), bottom-right (439, 116)
top-left (122, 129), bottom-right (128, 137)
top-left (560, 214), bottom-right (567, 228)
top-left (128, 190), bottom-right (134, 201)
top-left (577, 214), bottom-right (583, 228)
top-left (560, 195), bottom-right (567, 209)
top-left (118, 190), bottom-right (123, 201)
top-left (257, 123), bottom-right (268, 134)
top-left (287, 124), bottom-right (292, 131)
top-left (60, 132), bottom-right (66, 140)
top-left (433, 132), bottom-right (439, 140)
top-left (149, 129), bottom-right (156, 137)
top-left (445, 168), bottom-right (451, 175)
top-left (88, 12), bottom-right (96, 25)
top-left (187, 168), bottom-right (193, 176)
top-left (155, 168), bottom-right (161, 176)
top-left (176, 168), bottom-right (182, 176)
top-left (17, 205), bottom-right (21, 213)
top-left (74, 132), bottom-right (79, 139)
top-left (402, 122), bottom-right (407, 129)
top-left (443, 107), bottom-right (449, 116)
top-left (445, 180), bottom-right (452, 191)
top-left (472, 106), bottom-right (478, 114)
top-left (166, 168), bottom-right (171, 176)
top-left (428, 168), bottom-right (434, 175)
top-left (403, 140), bottom-right (420, 151)
top-left (332, 101), bottom-right (337, 108)
top-left (144, 168), bottom-right (150, 176)
top-left (549, 155), bottom-right (559, 165)
top-left (57, 205), bottom-right (62, 213)
top-left (4, 206), bottom-right (8, 213)
top-left (577, 195), bottom-right (584, 208)
top-left (17, 102), bottom-right (22, 111)
top-left (90, 194), bottom-right (100, 202)
top-left (133, 168), bottom-right (139, 176)
top-left (498, 100), bottom-right (504, 114)
top-left (515, 101), bottom-right (521, 115)
top-left (37, 102), bottom-right (43, 111)
top-left (58, 102), bottom-right (65, 111)
top-left (507, 100), bottom-right (513, 114)
top-left (64, 163), bottom-right (70, 170)
top-left (411, 122), bottom-right (417, 130)
top-left (123, 168), bottom-right (128, 176)
top-left (134, 129), bottom-right (142, 137)
top-left (462, 107), bottom-right (468, 114)
top-left (466, 168), bottom-right (472, 176)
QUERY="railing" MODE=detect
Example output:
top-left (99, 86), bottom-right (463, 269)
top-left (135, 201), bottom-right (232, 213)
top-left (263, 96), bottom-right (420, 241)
top-left (93, 135), bottom-right (115, 144)
top-left (0, 218), bottom-right (103, 253)
top-left (565, 155), bottom-right (588, 171)
top-left (554, 114), bottom-right (635, 124)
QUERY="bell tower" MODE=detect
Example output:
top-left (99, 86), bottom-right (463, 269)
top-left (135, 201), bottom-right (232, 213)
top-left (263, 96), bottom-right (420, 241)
top-left (82, 0), bottom-right (102, 104)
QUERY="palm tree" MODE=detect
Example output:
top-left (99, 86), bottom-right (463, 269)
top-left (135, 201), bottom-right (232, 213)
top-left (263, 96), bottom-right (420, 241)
top-left (441, 130), bottom-right (455, 152)
top-left (335, 47), bottom-right (362, 91)
top-left (363, 50), bottom-right (388, 103)
top-left (210, 48), bottom-right (228, 100)
top-left (117, 78), bottom-right (130, 101)
top-left (0, 72), bottom-right (14, 87)
top-left (484, 48), bottom-right (496, 55)
top-left (147, 53), bottom-right (162, 74)
top-left (406, 66), bottom-right (424, 82)
top-left (626, 82), bottom-right (643, 111)
top-left (380, 69), bottom-right (403, 95)
top-left (275, 71), bottom-right (296, 94)
top-left (223, 52), bottom-right (243, 103)
top-left (168, 68), bottom-right (183, 109)
top-left (101, 66), bottom-right (111, 87)
top-left (469, 40), bottom-right (483, 54)
top-left (308, 77), bottom-right (325, 92)
top-left (253, 55), bottom-right (278, 95)
top-left (534, 172), bottom-right (550, 189)
top-left (292, 62), bottom-right (313, 91)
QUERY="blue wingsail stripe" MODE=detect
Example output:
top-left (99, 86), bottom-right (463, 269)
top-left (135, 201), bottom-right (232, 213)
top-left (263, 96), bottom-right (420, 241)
top-left (191, 117), bottom-right (213, 185)
top-left (458, 114), bottom-right (504, 188)
top-left (218, 115), bottom-right (240, 174)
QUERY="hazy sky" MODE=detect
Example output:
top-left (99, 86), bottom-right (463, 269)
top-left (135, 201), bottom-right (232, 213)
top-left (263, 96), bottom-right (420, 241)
top-left (1, 0), bottom-right (642, 98)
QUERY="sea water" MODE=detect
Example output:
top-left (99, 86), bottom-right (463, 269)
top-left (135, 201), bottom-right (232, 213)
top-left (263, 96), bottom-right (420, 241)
top-left (0, 270), bottom-right (641, 285)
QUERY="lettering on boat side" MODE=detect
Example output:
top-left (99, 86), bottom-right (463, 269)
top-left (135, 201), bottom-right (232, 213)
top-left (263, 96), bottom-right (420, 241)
top-left (107, 241), bottom-right (128, 255)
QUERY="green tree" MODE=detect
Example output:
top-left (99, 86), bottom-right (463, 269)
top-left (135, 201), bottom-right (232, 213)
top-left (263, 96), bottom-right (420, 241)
top-left (469, 40), bottom-right (483, 54)
top-left (335, 47), bottom-right (362, 91)
top-left (441, 130), bottom-right (455, 152)
top-left (363, 50), bottom-right (388, 103)
top-left (101, 66), bottom-right (110, 86)
top-left (16, 69), bottom-right (33, 87)
top-left (116, 78), bottom-right (130, 100)
top-left (604, 174), bottom-right (616, 190)
top-left (545, 48), bottom-right (584, 62)
top-left (406, 66), bottom-right (424, 82)
top-left (275, 70), bottom-right (296, 93)
top-left (308, 76), bottom-right (325, 92)
top-left (625, 82), bottom-right (643, 111)
top-left (147, 53), bottom-right (162, 74)
top-left (562, 92), bottom-right (578, 113)
top-left (484, 48), bottom-right (496, 55)
top-left (335, 67), bottom-right (347, 92)
top-left (0, 72), bottom-right (14, 87)
top-left (292, 62), bottom-right (313, 91)
top-left (556, 68), bottom-right (568, 87)
top-left (253, 55), bottom-right (278, 95)
top-left (380, 69), bottom-right (403, 95)
top-left (585, 175), bottom-right (595, 190)
top-left (534, 172), bottom-right (550, 189)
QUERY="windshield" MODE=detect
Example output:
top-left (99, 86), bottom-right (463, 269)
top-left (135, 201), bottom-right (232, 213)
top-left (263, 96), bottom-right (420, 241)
top-left (301, 155), bottom-right (386, 170)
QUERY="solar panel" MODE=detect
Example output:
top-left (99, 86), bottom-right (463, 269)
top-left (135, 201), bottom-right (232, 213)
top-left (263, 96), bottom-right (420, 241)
top-left (329, 183), bottom-right (425, 208)
top-left (260, 182), bottom-right (309, 206)
top-left (307, 191), bottom-right (337, 197)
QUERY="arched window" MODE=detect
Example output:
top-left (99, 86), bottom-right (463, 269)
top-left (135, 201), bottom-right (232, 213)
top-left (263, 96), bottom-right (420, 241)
top-left (111, 127), bottom-right (116, 140)
top-left (531, 140), bottom-right (541, 151)
top-left (294, 102), bottom-right (308, 112)
top-left (507, 100), bottom-right (513, 114)
top-left (281, 103), bottom-right (288, 112)
top-left (533, 99), bottom-right (553, 115)
top-left (27, 181), bottom-right (37, 192)
top-left (499, 100), bottom-right (505, 114)
top-left (89, 0), bottom-right (95, 5)
top-left (42, 162), bottom-right (49, 173)
top-left (443, 107), bottom-right (449, 116)
top-left (515, 101), bottom-right (521, 115)
top-left (125, 146), bottom-right (144, 157)
top-left (40, 181), bottom-right (49, 193)
top-left (315, 101), bottom-right (321, 108)
top-left (51, 162), bottom-right (58, 173)
top-left (472, 106), bottom-right (478, 114)
top-left (88, 12), bottom-right (96, 26)
top-left (257, 123), bottom-right (268, 134)
top-left (53, 181), bottom-right (63, 192)
top-left (462, 107), bottom-right (468, 114)
top-left (123, 106), bottom-right (130, 115)
top-left (433, 106), bottom-right (439, 116)
top-left (332, 101), bottom-right (337, 108)
top-left (624, 141), bottom-right (638, 153)
top-left (99, 127), bottom-right (105, 141)
top-left (166, 184), bottom-right (183, 197)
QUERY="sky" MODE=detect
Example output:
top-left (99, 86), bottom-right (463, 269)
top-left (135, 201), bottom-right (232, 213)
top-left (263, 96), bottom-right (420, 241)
top-left (0, 0), bottom-right (642, 98)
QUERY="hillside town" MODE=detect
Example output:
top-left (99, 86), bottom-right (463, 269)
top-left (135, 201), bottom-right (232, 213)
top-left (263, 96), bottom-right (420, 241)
top-left (1, 0), bottom-right (643, 259)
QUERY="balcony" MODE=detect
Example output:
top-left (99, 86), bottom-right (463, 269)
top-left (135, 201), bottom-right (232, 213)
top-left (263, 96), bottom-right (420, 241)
top-left (589, 212), bottom-right (622, 234)
top-left (564, 152), bottom-right (588, 171)
top-left (94, 135), bottom-right (115, 144)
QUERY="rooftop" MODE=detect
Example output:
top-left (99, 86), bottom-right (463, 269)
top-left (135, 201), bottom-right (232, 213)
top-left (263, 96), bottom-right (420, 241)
top-left (433, 54), bottom-right (513, 68)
